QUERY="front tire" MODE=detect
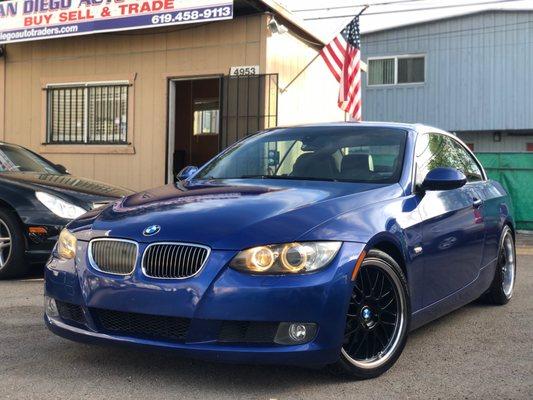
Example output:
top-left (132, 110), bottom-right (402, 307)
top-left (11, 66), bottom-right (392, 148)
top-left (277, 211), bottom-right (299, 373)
top-left (0, 209), bottom-right (28, 279)
top-left (483, 226), bottom-right (516, 305)
top-left (330, 249), bottom-right (410, 379)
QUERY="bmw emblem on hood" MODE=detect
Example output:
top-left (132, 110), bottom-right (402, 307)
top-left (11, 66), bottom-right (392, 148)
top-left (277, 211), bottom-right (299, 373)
top-left (143, 225), bottom-right (161, 236)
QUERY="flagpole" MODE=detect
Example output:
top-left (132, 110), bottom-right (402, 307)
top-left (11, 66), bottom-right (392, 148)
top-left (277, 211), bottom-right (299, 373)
top-left (280, 53), bottom-right (321, 93)
top-left (279, 5), bottom-right (369, 94)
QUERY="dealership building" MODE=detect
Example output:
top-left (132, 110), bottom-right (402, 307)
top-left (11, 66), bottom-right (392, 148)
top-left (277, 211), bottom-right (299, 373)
top-left (0, 0), bottom-right (344, 191)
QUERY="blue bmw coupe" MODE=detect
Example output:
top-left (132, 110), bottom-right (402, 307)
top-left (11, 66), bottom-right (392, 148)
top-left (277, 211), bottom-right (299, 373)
top-left (44, 123), bottom-right (517, 379)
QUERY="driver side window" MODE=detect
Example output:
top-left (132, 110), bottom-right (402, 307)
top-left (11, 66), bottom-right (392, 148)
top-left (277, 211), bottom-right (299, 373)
top-left (415, 133), bottom-right (484, 186)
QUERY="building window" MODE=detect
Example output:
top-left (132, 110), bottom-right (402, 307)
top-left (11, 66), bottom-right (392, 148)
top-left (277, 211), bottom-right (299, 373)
top-left (193, 99), bottom-right (220, 135)
top-left (368, 55), bottom-right (425, 86)
top-left (368, 58), bottom-right (395, 85)
top-left (46, 82), bottom-right (129, 144)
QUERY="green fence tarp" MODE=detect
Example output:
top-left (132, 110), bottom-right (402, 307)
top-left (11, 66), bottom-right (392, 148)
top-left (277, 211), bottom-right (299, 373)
top-left (476, 153), bottom-right (533, 231)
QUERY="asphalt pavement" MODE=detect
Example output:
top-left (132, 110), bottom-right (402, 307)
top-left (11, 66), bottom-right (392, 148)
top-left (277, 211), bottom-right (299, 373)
top-left (1, 241), bottom-right (532, 400)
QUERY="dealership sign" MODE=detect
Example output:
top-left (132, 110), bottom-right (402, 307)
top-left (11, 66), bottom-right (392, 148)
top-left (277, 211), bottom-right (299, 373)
top-left (0, 0), bottom-right (234, 44)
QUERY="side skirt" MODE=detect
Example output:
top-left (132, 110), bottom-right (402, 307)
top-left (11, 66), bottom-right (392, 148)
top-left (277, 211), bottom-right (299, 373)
top-left (410, 259), bottom-right (497, 331)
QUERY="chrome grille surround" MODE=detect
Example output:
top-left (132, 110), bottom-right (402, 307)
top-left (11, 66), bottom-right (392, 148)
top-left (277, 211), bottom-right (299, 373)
top-left (88, 238), bottom-right (139, 276)
top-left (141, 242), bottom-right (211, 279)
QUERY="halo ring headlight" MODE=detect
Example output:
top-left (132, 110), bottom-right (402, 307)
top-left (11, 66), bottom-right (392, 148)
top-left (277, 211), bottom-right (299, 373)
top-left (249, 246), bottom-right (275, 272)
top-left (280, 243), bottom-right (307, 273)
top-left (230, 242), bottom-right (342, 275)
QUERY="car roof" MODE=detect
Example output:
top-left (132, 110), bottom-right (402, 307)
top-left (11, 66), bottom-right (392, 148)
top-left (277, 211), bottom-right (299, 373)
top-left (269, 122), bottom-right (452, 136)
top-left (0, 142), bottom-right (19, 147)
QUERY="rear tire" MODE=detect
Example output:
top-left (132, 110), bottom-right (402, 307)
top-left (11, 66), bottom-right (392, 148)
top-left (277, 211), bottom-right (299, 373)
top-left (329, 249), bottom-right (410, 379)
top-left (0, 209), bottom-right (28, 279)
top-left (483, 226), bottom-right (516, 305)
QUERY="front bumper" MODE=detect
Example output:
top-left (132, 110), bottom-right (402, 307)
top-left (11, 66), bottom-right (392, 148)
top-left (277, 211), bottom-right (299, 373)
top-left (44, 241), bottom-right (365, 367)
top-left (19, 209), bottom-right (71, 263)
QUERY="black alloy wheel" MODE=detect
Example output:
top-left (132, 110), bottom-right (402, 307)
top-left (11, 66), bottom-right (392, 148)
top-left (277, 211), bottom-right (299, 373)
top-left (331, 249), bottom-right (410, 379)
top-left (483, 226), bottom-right (516, 305)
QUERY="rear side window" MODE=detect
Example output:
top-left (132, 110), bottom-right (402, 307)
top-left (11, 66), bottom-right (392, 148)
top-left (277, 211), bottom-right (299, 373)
top-left (416, 133), bottom-right (484, 185)
top-left (0, 145), bottom-right (59, 174)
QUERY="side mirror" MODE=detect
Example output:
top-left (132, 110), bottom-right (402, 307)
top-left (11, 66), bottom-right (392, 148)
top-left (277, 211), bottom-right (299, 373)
top-left (55, 164), bottom-right (69, 175)
top-left (176, 166), bottom-right (199, 181)
top-left (421, 167), bottom-right (467, 191)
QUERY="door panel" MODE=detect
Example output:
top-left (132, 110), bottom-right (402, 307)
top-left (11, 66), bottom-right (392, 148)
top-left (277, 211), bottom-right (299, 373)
top-left (414, 133), bottom-right (487, 307)
top-left (474, 180), bottom-right (507, 268)
top-left (418, 186), bottom-right (485, 306)
top-left (173, 78), bottom-right (221, 174)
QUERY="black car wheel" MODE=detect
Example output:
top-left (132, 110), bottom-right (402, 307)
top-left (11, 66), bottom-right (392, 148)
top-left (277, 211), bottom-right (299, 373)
top-left (483, 226), bottom-right (516, 305)
top-left (0, 209), bottom-right (27, 279)
top-left (331, 249), bottom-right (410, 379)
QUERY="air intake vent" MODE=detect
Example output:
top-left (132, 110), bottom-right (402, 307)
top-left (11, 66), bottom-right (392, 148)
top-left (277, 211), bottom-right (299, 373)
top-left (56, 301), bottom-right (86, 326)
top-left (92, 308), bottom-right (191, 342)
top-left (142, 243), bottom-right (210, 279)
top-left (89, 239), bottom-right (138, 275)
top-left (218, 321), bottom-right (280, 344)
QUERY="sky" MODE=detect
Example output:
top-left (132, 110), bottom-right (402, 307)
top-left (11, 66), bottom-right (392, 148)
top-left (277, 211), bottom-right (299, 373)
top-left (278, 0), bottom-right (533, 38)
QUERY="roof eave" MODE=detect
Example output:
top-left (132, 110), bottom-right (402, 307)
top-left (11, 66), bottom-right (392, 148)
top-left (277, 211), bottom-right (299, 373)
top-left (257, 0), bottom-right (326, 47)
top-left (361, 8), bottom-right (533, 36)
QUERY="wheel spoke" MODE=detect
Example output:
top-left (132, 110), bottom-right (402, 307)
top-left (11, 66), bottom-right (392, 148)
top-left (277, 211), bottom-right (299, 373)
top-left (351, 331), bottom-right (369, 356)
top-left (354, 277), bottom-right (363, 294)
top-left (344, 324), bottom-right (362, 339)
top-left (378, 323), bottom-right (392, 342)
top-left (377, 273), bottom-right (385, 298)
top-left (381, 296), bottom-right (395, 310)
top-left (368, 333), bottom-right (375, 360)
top-left (371, 269), bottom-right (380, 297)
top-left (373, 325), bottom-right (387, 348)
top-left (379, 290), bottom-right (391, 300)
top-left (361, 268), bottom-right (369, 296)
top-left (381, 309), bottom-right (397, 318)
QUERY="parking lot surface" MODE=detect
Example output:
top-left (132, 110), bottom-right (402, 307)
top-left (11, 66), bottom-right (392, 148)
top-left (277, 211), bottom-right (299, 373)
top-left (1, 246), bottom-right (532, 399)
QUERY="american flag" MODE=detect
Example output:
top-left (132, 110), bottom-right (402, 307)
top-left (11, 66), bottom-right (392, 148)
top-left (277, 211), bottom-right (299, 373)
top-left (320, 16), bottom-right (362, 121)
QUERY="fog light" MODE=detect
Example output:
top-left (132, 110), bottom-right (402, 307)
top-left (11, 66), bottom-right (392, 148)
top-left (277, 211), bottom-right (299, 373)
top-left (44, 296), bottom-right (59, 318)
top-left (274, 322), bottom-right (318, 345)
top-left (289, 324), bottom-right (307, 341)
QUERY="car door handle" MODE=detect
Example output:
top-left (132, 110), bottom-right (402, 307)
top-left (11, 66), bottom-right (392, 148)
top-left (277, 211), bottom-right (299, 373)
top-left (473, 198), bottom-right (484, 208)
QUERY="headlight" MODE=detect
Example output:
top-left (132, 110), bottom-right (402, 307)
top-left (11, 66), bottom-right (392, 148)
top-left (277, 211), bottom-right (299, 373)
top-left (57, 229), bottom-right (77, 260)
top-left (230, 242), bottom-right (342, 274)
top-left (36, 192), bottom-right (86, 220)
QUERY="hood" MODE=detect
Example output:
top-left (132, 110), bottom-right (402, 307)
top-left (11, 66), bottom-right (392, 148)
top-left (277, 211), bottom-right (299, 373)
top-left (0, 172), bottom-right (133, 205)
top-left (73, 179), bottom-right (404, 250)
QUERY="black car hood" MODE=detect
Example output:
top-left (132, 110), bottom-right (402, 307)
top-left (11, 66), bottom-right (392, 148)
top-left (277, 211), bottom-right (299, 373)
top-left (0, 172), bottom-right (133, 204)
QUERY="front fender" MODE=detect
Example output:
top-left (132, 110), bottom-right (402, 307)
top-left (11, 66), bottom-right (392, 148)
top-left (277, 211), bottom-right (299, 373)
top-left (0, 179), bottom-right (37, 212)
top-left (298, 194), bottom-right (422, 247)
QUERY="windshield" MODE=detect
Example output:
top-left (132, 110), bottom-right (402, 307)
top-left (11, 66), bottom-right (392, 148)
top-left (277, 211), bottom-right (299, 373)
top-left (0, 144), bottom-right (60, 174)
top-left (197, 127), bottom-right (407, 183)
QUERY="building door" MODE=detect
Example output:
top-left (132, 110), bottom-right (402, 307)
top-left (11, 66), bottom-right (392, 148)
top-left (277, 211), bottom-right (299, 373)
top-left (170, 78), bottom-right (221, 178)
top-left (167, 74), bottom-right (278, 182)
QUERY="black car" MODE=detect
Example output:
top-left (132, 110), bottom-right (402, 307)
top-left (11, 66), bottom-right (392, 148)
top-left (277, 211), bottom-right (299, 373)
top-left (0, 142), bottom-right (134, 278)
